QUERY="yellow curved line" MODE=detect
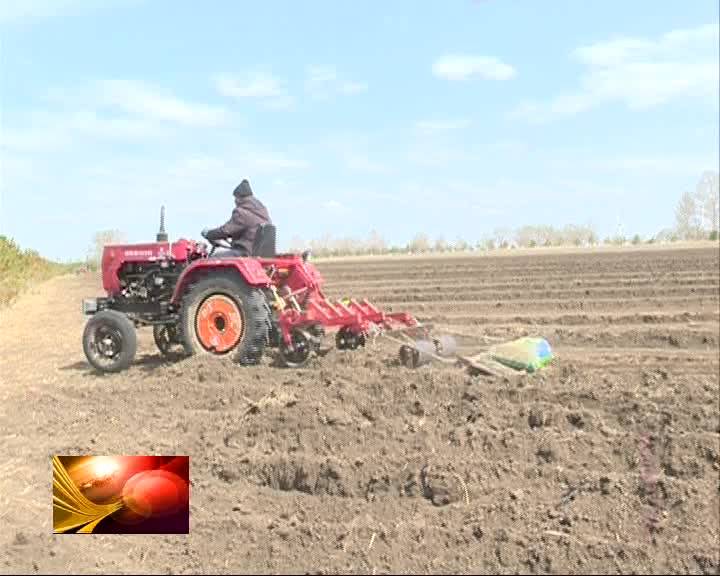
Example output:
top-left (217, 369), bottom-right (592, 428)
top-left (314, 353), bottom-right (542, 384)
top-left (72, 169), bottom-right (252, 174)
top-left (77, 506), bottom-right (123, 533)
top-left (52, 496), bottom-right (94, 516)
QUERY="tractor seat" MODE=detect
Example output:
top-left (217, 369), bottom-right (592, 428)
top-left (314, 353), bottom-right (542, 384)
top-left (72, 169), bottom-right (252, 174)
top-left (252, 223), bottom-right (276, 257)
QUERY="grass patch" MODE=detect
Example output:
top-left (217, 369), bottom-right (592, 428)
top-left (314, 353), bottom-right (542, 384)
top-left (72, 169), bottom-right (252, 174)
top-left (0, 236), bottom-right (87, 308)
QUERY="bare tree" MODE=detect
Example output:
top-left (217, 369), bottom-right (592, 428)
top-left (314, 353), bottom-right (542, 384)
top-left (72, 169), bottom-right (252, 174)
top-left (655, 228), bottom-right (676, 243)
top-left (514, 225), bottom-right (537, 248)
top-left (537, 225), bottom-right (559, 247)
top-left (476, 235), bottom-right (495, 251)
top-left (88, 230), bottom-right (125, 268)
top-left (493, 227), bottom-right (512, 249)
top-left (675, 190), bottom-right (701, 240)
top-left (408, 233), bottom-right (430, 254)
top-left (366, 230), bottom-right (386, 255)
top-left (288, 235), bottom-right (307, 253)
top-left (562, 224), bottom-right (585, 247)
top-left (454, 237), bottom-right (469, 252)
top-left (696, 171), bottom-right (719, 236)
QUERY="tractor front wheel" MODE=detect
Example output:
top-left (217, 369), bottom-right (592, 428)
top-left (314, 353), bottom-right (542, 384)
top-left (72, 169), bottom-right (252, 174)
top-left (82, 310), bottom-right (137, 373)
top-left (179, 274), bottom-right (268, 365)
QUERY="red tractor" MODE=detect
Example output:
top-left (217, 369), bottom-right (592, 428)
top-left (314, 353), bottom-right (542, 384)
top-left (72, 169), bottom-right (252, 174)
top-left (81, 209), bottom-right (454, 373)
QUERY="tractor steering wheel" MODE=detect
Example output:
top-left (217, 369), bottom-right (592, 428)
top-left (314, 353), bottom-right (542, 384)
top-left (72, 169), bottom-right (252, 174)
top-left (201, 231), bottom-right (232, 257)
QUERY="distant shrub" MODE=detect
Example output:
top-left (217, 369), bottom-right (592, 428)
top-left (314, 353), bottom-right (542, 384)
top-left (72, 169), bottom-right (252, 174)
top-left (0, 236), bottom-right (82, 307)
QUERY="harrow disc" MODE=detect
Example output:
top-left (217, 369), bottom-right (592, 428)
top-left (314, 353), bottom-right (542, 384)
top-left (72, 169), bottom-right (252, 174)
top-left (335, 327), bottom-right (366, 350)
top-left (398, 335), bottom-right (458, 368)
top-left (433, 335), bottom-right (457, 357)
top-left (278, 328), bottom-right (317, 368)
top-left (399, 339), bottom-right (436, 368)
top-left (153, 324), bottom-right (182, 356)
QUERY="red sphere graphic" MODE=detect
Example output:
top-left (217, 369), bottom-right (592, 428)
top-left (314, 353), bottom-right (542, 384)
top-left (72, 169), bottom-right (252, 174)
top-left (121, 470), bottom-right (188, 518)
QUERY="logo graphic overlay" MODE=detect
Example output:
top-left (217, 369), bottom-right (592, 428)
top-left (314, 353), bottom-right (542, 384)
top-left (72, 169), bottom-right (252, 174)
top-left (53, 455), bottom-right (189, 534)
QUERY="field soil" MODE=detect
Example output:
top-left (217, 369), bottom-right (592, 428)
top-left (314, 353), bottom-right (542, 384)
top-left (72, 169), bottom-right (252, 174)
top-left (1, 246), bottom-right (718, 574)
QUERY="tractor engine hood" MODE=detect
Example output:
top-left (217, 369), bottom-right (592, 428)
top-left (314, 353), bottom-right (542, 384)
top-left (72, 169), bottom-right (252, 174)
top-left (101, 239), bottom-right (206, 294)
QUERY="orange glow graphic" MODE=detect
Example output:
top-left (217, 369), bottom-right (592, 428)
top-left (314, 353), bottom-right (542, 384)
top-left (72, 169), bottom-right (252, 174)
top-left (91, 456), bottom-right (119, 478)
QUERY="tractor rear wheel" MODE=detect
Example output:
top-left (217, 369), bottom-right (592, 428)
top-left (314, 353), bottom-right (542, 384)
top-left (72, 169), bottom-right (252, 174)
top-left (82, 310), bottom-right (137, 373)
top-left (179, 273), bottom-right (268, 365)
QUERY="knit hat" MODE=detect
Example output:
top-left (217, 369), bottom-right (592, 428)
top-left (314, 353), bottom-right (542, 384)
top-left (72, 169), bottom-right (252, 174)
top-left (233, 179), bottom-right (253, 198)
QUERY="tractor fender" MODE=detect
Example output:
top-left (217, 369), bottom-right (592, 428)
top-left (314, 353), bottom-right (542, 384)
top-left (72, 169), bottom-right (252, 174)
top-left (170, 258), bottom-right (271, 306)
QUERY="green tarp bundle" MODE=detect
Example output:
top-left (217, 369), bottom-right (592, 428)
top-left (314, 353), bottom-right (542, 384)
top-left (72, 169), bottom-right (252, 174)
top-left (491, 337), bottom-right (553, 373)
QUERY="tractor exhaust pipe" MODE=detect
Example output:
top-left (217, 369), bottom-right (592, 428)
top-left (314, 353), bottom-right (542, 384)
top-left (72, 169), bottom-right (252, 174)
top-left (156, 206), bottom-right (168, 242)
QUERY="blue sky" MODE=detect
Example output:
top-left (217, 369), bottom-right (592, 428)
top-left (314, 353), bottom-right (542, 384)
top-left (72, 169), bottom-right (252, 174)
top-left (1, 0), bottom-right (718, 260)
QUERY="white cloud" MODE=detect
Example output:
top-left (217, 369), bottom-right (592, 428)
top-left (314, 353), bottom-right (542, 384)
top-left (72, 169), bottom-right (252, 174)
top-left (307, 66), bottom-right (336, 82)
top-left (244, 152), bottom-right (309, 172)
top-left (320, 133), bottom-right (388, 174)
top-left (1, 78), bottom-right (226, 153)
top-left (432, 54), bottom-right (516, 81)
top-left (167, 155), bottom-right (227, 179)
top-left (71, 110), bottom-right (166, 139)
top-left (99, 79), bottom-right (227, 126)
top-left (493, 142), bottom-right (717, 181)
top-left (216, 73), bottom-right (284, 98)
top-left (514, 22), bottom-right (720, 122)
top-left (415, 118), bottom-right (471, 133)
top-left (405, 138), bottom-right (473, 169)
top-left (305, 66), bottom-right (337, 100)
top-left (0, 0), bottom-right (142, 24)
top-left (492, 139), bottom-right (528, 153)
top-left (593, 152), bottom-right (719, 177)
top-left (305, 66), bottom-right (367, 100)
top-left (344, 154), bottom-right (387, 174)
top-left (1, 124), bottom-right (68, 152)
top-left (340, 81), bottom-right (368, 95)
top-left (574, 23), bottom-right (719, 67)
top-left (322, 200), bottom-right (344, 210)
top-left (0, 153), bottom-right (42, 202)
top-left (215, 72), bottom-right (294, 109)
top-left (0, 109), bottom-right (165, 152)
top-left (0, 0), bottom-right (94, 23)
top-left (262, 94), bottom-right (295, 110)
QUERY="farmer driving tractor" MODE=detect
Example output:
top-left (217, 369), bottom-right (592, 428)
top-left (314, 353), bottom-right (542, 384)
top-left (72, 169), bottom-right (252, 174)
top-left (202, 179), bottom-right (272, 257)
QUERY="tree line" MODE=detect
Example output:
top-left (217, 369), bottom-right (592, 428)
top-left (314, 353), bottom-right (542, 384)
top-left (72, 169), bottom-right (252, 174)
top-left (86, 170), bottom-right (719, 261)
top-left (289, 170), bottom-right (719, 256)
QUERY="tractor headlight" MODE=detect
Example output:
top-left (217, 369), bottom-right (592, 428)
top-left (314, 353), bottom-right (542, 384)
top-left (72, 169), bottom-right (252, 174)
top-left (82, 298), bottom-right (98, 315)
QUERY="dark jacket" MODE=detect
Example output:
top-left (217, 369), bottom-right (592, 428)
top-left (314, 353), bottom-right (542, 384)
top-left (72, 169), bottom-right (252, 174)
top-left (205, 196), bottom-right (271, 255)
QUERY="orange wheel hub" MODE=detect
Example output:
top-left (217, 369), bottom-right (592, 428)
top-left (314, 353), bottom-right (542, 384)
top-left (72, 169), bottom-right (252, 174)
top-left (195, 295), bottom-right (244, 353)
